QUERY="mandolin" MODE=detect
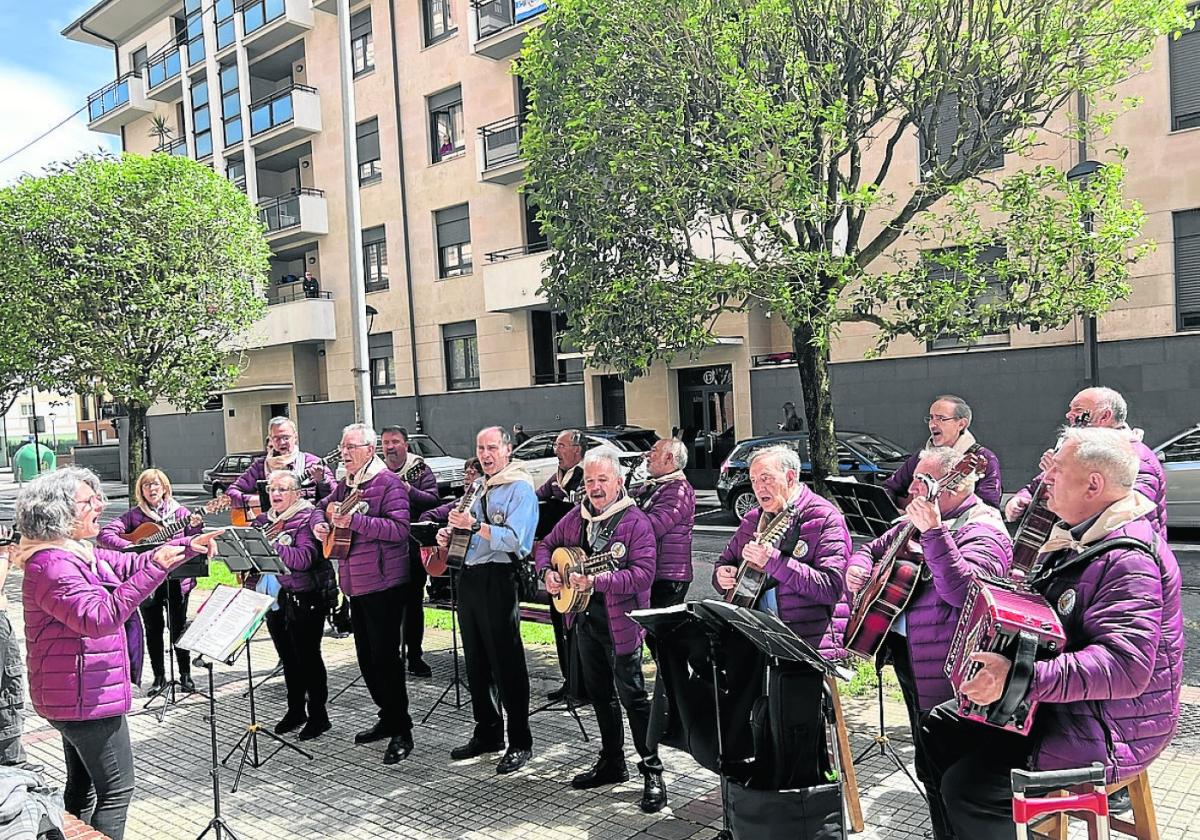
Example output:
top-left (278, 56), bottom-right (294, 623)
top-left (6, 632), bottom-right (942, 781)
top-left (322, 490), bottom-right (368, 562)
top-left (208, 492), bottom-right (262, 527)
top-left (443, 478), bottom-right (487, 573)
top-left (843, 452), bottom-right (985, 659)
top-left (723, 505), bottom-right (797, 608)
top-left (549, 543), bottom-right (628, 613)
top-left (119, 498), bottom-right (222, 545)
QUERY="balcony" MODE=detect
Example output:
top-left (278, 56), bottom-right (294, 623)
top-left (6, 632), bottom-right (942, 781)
top-left (482, 243), bottom-right (551, 312)
top-left (258, 188), bottom-right (329, 246)
top-left (240, 0), bottom-right (314, 54)
top-left (86, 72), bottom-right (152, 135)
top-left (311, 0), bottom-right (336, 11)
top-left (144, 46), bottom-right (183, 102)
top-left (471, 0), bottom-right (547, 59)
top-left (478, 114), bottom-right (527, 184)
top-left (249, 85), bottom-right (322, 152)
top-left (155, 138), bottom-right (188, 156)
top-left (241, 292), bottom-right (336, 348)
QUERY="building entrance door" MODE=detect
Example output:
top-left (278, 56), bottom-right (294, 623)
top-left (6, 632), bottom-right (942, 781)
top-left (677, 365), bottom-right (735, 489)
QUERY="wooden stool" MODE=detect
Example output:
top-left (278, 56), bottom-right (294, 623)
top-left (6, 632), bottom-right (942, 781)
top-left (1031, 768), bottom-right (1159, 840)
top-left (826, 677), bottom-right (866, 833)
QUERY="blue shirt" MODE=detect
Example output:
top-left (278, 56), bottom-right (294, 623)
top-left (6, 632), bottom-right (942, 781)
top-left (464, 479), bottom-right (538, 566)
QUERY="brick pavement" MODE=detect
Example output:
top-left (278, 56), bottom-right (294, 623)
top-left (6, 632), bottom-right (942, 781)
top-left (8, 572), bottom-right (1200, 839)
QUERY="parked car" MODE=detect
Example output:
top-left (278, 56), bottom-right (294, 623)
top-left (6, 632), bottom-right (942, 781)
top-left (512, 425), bottom-right (659, 488)
top-left (716, 430), bottom-right (910, 518)
top-left (328, 433), bottom-right (467, 496)
top-left (203, 451), bottom-right (266, 496)
top-left (1153, 422), bottom-right (1200, 528)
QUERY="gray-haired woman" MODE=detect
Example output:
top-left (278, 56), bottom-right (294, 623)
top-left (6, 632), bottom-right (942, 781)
top-left (13, 468), bottom-right (221, 840)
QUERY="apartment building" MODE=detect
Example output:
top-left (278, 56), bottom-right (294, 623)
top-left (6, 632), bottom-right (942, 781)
top-left (64, 0), bottom-right (1200, 486)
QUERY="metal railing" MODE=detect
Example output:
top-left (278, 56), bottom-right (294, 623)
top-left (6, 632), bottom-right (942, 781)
top-left (479, 113), bottom-right (524, 170)
top-left (249, 84), bottom-right (316, 136)
top-left (155, 138), bottom-right (188, 156)
top-left (87, 71), bottom-right (142, 122)
top-left (297, 393), bottom-right (329, 403)
top-left (268, 283), bottom-right (331, 304)
top-left (485, 241), bottom-right (550, 262)
top-left (145, 47), bottom-right (182, 90)
top-left (471, 0), bottom-right (547, 39)
top-left (257, 187), bottom-right (324, 233)
top-left (240, 0), bottom-right (287, 34)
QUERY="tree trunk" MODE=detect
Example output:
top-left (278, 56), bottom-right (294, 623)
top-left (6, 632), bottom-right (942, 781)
top-left (126, 404), bottom-right (148, 505)
top-left (792, 323), bottom-right (837, 499)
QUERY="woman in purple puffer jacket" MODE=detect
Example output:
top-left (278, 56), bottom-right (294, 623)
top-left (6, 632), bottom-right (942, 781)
top-left (15, 468), bottom-right (219, 840)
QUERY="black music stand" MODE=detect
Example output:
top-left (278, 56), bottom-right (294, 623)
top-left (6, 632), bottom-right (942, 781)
top-left (193, 656), bottom-right (242, 840)
top-left (824, 478), bottom-right (901, 539)
top-left (411, 521), bottom-right (471, 721)
top-left (851, 659), bottom-right (928, 805)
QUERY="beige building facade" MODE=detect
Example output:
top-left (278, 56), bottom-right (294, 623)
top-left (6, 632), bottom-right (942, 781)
top-left (65, 0), bottom-right (1200, 486)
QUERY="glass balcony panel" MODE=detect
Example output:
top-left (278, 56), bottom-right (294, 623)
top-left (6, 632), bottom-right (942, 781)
top-left (250, 103), bottom-right (272, 134)
top-left (244, 4), bottom-right (265, 32)
top-left (272, 94), bottom-right (293, 124)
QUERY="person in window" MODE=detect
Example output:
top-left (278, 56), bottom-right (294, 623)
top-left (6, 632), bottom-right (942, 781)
top-left (779, 401), bottom-right (804, 432)
top-left (302, 271), bottom-right (320, 299)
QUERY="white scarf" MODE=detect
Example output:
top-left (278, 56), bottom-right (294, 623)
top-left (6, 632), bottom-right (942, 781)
top-left (926, 428), bottom-right (978, 453)
top-left (555, 464), bottom-right (582, 492)
top-left (484, 461), bottom-right (535, 490)
top-left (646, 470), bottom-right (687, 486)
top-left (347, 455), bottom-right (388, 489)
top-left (139, 496), bottom-right (181, 524)
top-left (580, 493), bottom-right (637, 544)
top-left (266, 497), bottom-right (314, 525)
top-left (1038, 491), bottom-right (1155, 555)
top-left (266, 447), bottom-right (305, 475)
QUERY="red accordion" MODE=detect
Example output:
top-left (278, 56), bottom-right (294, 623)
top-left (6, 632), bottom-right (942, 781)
top-left (945, 578), bottom-right (1065, 734)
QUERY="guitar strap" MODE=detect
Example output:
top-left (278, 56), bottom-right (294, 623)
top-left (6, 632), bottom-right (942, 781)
top-left (579, 507), bottom-right (630, 555)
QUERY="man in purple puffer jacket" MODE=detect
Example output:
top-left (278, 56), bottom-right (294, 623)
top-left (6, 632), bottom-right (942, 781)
top-left (714, 444), bottom-right (849, 659)
top-left (1004, 386), bottom-right (1167, 537)
top-left (227, 416), bottom-right (333, 516)
top-left (932, 427), bottom-right (1184, 840)
top-left (313, 423), bottom-right (413, 766)
top-left (537, 448), bottom-right (666, 813)
top-left (846, 447), bottom-right (1012, 840)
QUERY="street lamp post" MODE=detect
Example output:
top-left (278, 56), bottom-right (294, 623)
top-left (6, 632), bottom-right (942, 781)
top-left (366, 305), bottom-right (378, 428)
top-left (1066, 159), bottom-right (1102, 388)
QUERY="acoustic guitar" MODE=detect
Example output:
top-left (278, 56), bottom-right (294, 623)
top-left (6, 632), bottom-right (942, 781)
top-left (208, 492), bottom-right (263, 527)
top-left (723, 506), bottom-right (798, 608)
top-left (549, 543), bottom-right (627, 613)
top-left (322, 490), bottom-right (368, 562)
top-left (843, 452), bottom-right (985, 659)
top-left (119, 498), bottom-right (223, 545)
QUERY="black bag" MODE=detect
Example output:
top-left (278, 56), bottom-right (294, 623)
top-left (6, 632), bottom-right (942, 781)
top-left (724, 778), bottom-right (845, 840)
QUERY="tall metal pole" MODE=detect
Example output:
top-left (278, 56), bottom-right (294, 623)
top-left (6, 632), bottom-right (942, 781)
top-left (29, 389), bottom-right (43, 475)
top-left (337, 0), bottom-right (373, 428)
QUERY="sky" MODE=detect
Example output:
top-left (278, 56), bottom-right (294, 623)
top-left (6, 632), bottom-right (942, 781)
top-left (0, 1), bottom-right (122, 185)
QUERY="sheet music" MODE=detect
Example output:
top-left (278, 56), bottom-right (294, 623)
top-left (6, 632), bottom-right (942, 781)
top-left (178, 584), bottom-right (275, 663)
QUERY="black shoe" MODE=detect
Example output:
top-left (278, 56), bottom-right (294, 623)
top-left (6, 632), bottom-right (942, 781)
top-left (179, 675), bottom-right (196, 694)
top-left (450, 737), bottom-right (505, 761)
top-left (407, 658), bottom-right (433, 678)
top-left (1109, 788), bottom-right (1132, 814)
top-left (148, 674), bottom-right (166, 695)
top-left (639, 770), bottom-right (668, 813)
top-left (571, 756), bottom-right (629, 790)
top-left (383, 734), bottom-right (414, 765)
top-left (496, 747), bottom-right (532, 775)
top-left (297, 717), bottom-right (331, 741)
top-left (274, 710), bottom-right (307, 735)
top-left (547, 683), bottom-right (569, 702)
top-left (354, 721), bottom-right (391, 745)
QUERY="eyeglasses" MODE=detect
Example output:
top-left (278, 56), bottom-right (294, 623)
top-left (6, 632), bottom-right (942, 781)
top-left (924, 414), bottom-right (956, 423)
top-left (338, 442), bottom-right (372, 451)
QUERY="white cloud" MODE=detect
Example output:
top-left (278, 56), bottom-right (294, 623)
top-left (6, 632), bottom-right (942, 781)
top-left (0, 63), bottom-right (119, 186)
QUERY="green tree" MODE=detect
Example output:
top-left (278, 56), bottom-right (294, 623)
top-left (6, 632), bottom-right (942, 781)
top-left (0, 153), bottom-right (270, 498)
top-left (519, 0), bottom-right (1192, 491)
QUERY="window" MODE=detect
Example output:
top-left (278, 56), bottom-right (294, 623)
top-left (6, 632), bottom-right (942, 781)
top-left (428, 86), bottom-right (464, 162)
top-left (226, 159), bottom-right (246, 191)
top-left (523, 193), bottom-right (548, 252)
top-left (369, 332), bottom-right (395, 397)
top-left (918, 90), bottom-right (1005, 182)
top-left (130, 46), bottom-right (149, 75)
top-left (443, 321), bottom-right (479, 391)
top-left (185, 0), bottom-right (205, 65)
top-left (423, 0), bottom-right (456, 45)
top-left (351, 9), bottom-right (375, 76)
top-left (435, 204), bottom-right (472, 278)
top-left (363, 226), bottom-right (389, 292)
top-left (18, 404), bottom-right (33, 418)
top-left (356, 118), bottom-right (382, 184)
top-left (925, 245), bottom-right (1010, 351)
top-left (219, 62), bottom-right (242, 147)
top-left (531, 311), bottom-right (583, 384)
top-left (214, 0), bottom-right (236, 50)
top-left (1159, 428), bottom-right (1200, 464)
top-left (191, 79), bottom-right (212, 158)
top-left (1169, 12), bottom-right (1200, 131)
top-left (1176, 209), bottom-right (1200, 330)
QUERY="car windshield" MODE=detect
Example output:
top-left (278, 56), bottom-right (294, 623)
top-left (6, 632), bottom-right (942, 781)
top-left (608, 432), bottom-right (658, 452)
top-left (842, 433), bottom-right (907, 462)
top-left (408, 436), bottom-right (448, 458)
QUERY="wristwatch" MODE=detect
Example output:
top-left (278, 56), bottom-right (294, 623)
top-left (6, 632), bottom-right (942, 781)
top-left (470, 522), bottom-right (482, 534)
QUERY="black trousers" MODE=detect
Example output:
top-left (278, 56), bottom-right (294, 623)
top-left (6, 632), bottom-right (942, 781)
top-left (646, 580), bottom-right (690, 748)
top-left (884, 632), bottom-right (954, 840)
top-left (576, 604), bottom-right (662, 774)
top-left (403, 559), bottom-right (427, 664)
top-left (266, 590), bottom-right (329, 720)
top-left (458, 563), bottom-right (532, 750)
top-left (139, 580), bottom-right (190, 679)
top-left (52, 716), bottom-right (135, 840)
top-left (349, 585), bottom-right (412, 737)
top-left (550, 604), bottom-right (570, 683)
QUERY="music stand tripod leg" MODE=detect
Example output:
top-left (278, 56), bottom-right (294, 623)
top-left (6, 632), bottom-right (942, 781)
top-left (526, 617), bottom-right (589, 742)
top-left (421, 571), bottom-right (471, 723)
top-left (194, 660), bottom-right (243, 840)
top-left (850, 665), bottom-right (928, 805)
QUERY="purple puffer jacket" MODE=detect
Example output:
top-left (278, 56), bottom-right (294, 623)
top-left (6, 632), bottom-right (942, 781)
top-left (228, 452), bottom-right (333, 507)
top-left (97, 506), bottom-right (202, 596)
top-left (23, 541), bottom-right (193, 721)
top-left (536, 467), bottom-right (583, 504)
top-left (1013, 439), bottom-right (1167, 537)
top-left (396, 462), bottom-right (440, 517)
top-left (317, 470), bottom-right (410, 597)
top-left (846, 495), bottom-right (1012, 709)
top-left (633, 478), bottom-right (695, 582)
top-left (536, 504), bottom-right (656, 656)
top-left (714, 487), bottom-right (850, 659)
top-left (250, 508), bottom-right (329, 593)
top-left (885, 445), bottom-right (1002, 509)
top-left (1027, 515), bottom-right (1183, 783)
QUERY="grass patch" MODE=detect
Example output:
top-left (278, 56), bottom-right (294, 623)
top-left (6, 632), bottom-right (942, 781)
top-left (838, 657), bottom-right (903, 702)
top-left (194, 563), bottom-right (238, 590)
top-left (426, 607), bottom-right (557, 646)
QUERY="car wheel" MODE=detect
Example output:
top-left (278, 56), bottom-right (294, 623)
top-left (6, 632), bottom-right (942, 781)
top-left (732, 490), bottom-right (756, 519)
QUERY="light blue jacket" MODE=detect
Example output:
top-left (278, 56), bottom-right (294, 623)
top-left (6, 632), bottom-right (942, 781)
top-left (464, 479), bottom-right (538, 566)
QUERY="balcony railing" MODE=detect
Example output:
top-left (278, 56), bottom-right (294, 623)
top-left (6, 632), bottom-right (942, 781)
top-left (479, 114), bottom-right (524, 170)
top-left (471, 0), bottom-right (547, 39)
top-left (240, 0), bottom-right (287, 34)
top-left (249, 84), bottom-right (312, 136)
top-left (145, 47), bottom-right (182, 91)
top-left (155, 138), bottom-right (188, 156)
top-left (87, 71), bottom-right (142, 122)
top-left (297, 392), bottom-right (329, 403)
top-left (486, 241), bottom-right (550, 262)
top-left (269, 283), bottom-right (331, 304)
top-left (258, 188), bottom-right (324, 232)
